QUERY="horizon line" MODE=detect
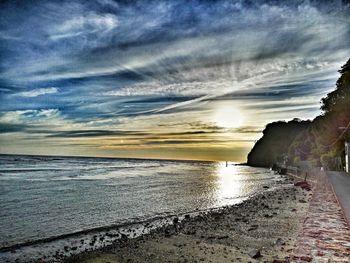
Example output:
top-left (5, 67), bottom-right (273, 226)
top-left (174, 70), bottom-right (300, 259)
top-left (0, 152), bottom-right (243, 164)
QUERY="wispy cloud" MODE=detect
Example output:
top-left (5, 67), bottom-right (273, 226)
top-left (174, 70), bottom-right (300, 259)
top-left (0, 0), bottom-right (349, 160)
top-left (17, 87), bottom-right (58, 97)
top-left (50, 13), bottom-right (118, 40)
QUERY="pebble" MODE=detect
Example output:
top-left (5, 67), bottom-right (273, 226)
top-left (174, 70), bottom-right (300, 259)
top-left (248, 248), bottom-right (262, 259)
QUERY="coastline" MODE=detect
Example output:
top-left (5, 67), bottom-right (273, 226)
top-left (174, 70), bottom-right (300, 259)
top-left (0, 160), bottom-right (285, 263)
top-left (64, 174), bottom-right (311, 263)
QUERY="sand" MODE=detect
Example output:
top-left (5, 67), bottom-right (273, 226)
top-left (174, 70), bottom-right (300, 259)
top-left (65, 175), bottom-right (311, 263)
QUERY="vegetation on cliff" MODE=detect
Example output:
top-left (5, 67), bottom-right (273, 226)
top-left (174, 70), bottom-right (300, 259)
top-left (247, 119), bottom-right (310, 167)
top-left (247, 58), bottom-right (350, 169)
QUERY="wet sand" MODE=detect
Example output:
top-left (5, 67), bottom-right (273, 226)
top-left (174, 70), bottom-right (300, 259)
top-left (66, 175), bottom-right (311, 263)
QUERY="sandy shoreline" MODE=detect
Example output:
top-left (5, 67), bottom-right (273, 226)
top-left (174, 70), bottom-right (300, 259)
top-left (65, 175), bottom-right (311, 263)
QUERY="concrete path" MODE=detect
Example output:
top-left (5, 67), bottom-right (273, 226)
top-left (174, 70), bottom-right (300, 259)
top-left (327, 171), bottom-right (350, 227)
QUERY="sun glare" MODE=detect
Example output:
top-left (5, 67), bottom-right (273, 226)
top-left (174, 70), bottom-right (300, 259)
top-left (215, 162), bottom-right (243, 205)
top-left (212, 105), bottom-right (244, 128)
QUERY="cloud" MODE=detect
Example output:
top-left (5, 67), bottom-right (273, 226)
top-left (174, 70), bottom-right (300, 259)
top-left (46, 129), bottom-right (217, 138)
top-left (0, 109), bottom-right (63, 127)
top-left (0, 0), bottom-right (349, 160)
top-left (46, 129), bottom-right (144, 138)
top-left (17, 87), bottom-right (58, 97)
top-left (50, 13), bottom-right (118, 40)
top-left (233, 126), bottom-right (263, 134)
top-left (0, 109), bottom-right (61, 134)
top-left (0, 122), bottom-right (30, 133)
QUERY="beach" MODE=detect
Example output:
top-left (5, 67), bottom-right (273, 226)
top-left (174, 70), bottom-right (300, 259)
top-left (66, 175), bottom-right (311, 263)
top-left (0, 156), bottom-right (293, 263)
top-left (1, 1), bottom-right (349, 262)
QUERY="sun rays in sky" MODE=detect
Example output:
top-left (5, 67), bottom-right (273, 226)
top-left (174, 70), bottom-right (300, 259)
top-left (0, 0), bottom-right (349, 161)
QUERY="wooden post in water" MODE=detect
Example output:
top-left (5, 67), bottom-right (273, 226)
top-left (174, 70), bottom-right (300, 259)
top-left (345, 142), bottom-right (349, 173)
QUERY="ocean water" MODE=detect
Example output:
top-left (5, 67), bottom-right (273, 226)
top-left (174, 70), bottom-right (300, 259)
top-left (0, 154), bottom-right (282, 260)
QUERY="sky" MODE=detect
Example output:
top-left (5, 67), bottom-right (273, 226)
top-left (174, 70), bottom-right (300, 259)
top-left (0, 0), bottom-right (349, 162)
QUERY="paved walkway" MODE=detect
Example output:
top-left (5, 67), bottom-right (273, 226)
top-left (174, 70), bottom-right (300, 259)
top-left (327, 171), bottom-right (350, 227)
top-left (292, 171), bottom-right (350, 262)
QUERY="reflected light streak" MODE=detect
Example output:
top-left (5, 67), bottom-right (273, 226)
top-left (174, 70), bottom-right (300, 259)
top-left (214, 162), bottom-right (244, 205)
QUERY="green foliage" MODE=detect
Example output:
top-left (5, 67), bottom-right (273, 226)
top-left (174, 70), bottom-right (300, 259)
top-left (247, 58), bottom-right (350, 169)
top-left (247, 119), bottom-right (310, 167)
top-left (321, 58), bottom-right (350, 114)
top-left (320, 149), bottom-right (339, 170)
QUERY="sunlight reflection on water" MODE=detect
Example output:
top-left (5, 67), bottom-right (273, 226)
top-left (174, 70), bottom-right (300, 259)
top-left (215, 163), bottom-right (243, 203)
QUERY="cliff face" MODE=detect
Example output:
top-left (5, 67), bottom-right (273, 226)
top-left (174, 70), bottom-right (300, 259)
top-left (247, 120), bottom-right (310, 167)
top-left (247, 58), bottom-right (350, 169)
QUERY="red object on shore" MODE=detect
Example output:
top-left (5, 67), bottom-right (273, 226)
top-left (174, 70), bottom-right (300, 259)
top-left (294, 181), bottom-right (311, 191)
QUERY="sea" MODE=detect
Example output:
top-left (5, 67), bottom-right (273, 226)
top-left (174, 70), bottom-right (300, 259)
top-left (0, 154), bottom-right (283, 262)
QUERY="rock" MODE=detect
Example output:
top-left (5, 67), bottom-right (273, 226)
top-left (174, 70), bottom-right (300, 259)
top-left (264, 214), bottom-right (273, 218)
top-left (248, 225), bottom-right (259, 231)
top-left (294, 255), bottom-right (313, 262)
top-left (316, 251), bottom-right (324, 256)
top-left (294, 181), bottom-right (311, 191)
top-left (275, 238), bottom-right (285, 246)
top-left (164, 229), bottom-right (172, 237)
top-left (173, 217), bottom-right (179, 224)
top-left (185, 229), bottom-right (196, 235)
top-left (248, 248), bottom-right (262, 258)
top-left (208, 235), bottom-right (229, 240)
top-left (106, 232), bottom-right (118, 238)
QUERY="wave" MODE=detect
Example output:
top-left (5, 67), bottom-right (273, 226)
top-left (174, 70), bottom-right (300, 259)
top-left (0, 181), bottom-right (281, 254)
top-left (0, 168), bottom-right (66, 173)
top-left (0, 211), bottom-right (183, 252)
top-left (0, 195), bottom-right (250, 253)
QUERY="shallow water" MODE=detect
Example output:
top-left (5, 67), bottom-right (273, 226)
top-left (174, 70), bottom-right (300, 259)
top-left (0, 154), bottom-right (281, 251)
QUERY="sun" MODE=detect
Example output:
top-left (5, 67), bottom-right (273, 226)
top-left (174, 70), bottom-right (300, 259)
top-left (212, 104), bottom-right (244, 128)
